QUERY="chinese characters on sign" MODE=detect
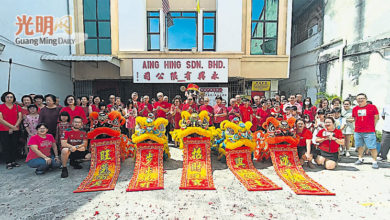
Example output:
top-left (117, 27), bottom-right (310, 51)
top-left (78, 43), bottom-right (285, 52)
top-left (133, 59), bottom-right (229, 83)
top-left (252, 81), bottom-right (271, 91)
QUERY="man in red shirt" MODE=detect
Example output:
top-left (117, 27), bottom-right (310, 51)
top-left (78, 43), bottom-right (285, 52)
top-left (353, 93), bottom-right (380, 169)
top-left (60, 116), bottom-right (90, 178)
top-left (199, 97), bottom-right (214, 125)
top-left (107, 95), bottom-right (116, 112)
top-left (255, 100), bottom-right (270, 131)
top-left (138, 95), bottom-right (153, 117)
top-left (153, 92), bottom-right (170, 119)
top-left (239, 99), bottom-right (253, 123)
top-left (182, 96), bottom-right (198, 113)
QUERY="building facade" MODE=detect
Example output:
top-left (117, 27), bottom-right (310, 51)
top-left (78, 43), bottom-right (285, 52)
top-left (280, 0), bottom-right (390, 110)
top-left (63, 0), bottom-right (292, 101)
top-left (0, 0), bottom-right (74, 101)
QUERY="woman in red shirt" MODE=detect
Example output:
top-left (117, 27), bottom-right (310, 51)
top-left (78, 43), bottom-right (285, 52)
top-left (88, 96), bottom-right (101, 114)
top-left (0, 92), bottom-right (23, 169)
top-left (199, 97), bottom-right (214, 126)
top-left (296, 119), bottom-right (315, 168)
top-left (270, 101), bottom-right (283, 120)
top-left (315, 117), bottom-right (344, 170)
top-left (255, 101), bottom-right (270, 130)
top-left (60, 95), bottom-right (88, 125)
top-left (213, 96), bottom-right (227, 128)
top-left (302, 97), bottom-right (317, 121)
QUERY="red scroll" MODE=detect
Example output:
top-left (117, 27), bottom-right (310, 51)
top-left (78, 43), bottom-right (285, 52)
top-left (270, 144), bottom-right (335, 195)
top-left (226, 148), bottom-right (282, 191)
top-left (126, 143), bottom-right (164, 192)
top-left (74, 138), bottom-right (121, 193)
top-left (180, 137), bottom-right (215, 190)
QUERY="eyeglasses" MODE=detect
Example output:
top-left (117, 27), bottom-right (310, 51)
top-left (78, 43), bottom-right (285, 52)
top-left (188, 99), bottom-right (193, 101)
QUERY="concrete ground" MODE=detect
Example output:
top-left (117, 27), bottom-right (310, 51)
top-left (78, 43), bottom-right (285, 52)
top-left (0, 147), bottom-right (390, 220)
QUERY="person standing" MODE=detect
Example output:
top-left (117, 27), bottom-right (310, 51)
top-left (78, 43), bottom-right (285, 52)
top-left (302, 97), bottom-right (317, 122)
top-left (80, 96), bottom-right (90, 118)
top-left (342, 100), bottom-right (354, 157)
top-left (378, 103), bottom-right (390, 161)
top-left (153, 92), bottom-right (170, 119)
top-left (125, 100), bottom-right (137, 137)
top-left (255, 100), bottom-right (270, 131)
top-left (182, 96), bottom-right (198, 113)
top-left (353, 93), bottom-right (380, 169)
top-left (283, 95), bottom-right (302, 114)
top-left (0, 92), bottom-right (23, 169)
top-left (199, 97), bottom-right (214, 126)
top-left (240, 98), bottom-right (254, 123)
top-left (60, 95), bottom-right (88, 124)
top-left (88, 96), bottom-right (101, 114)
top-left (38, 94), bottom-right (62, 138)
top-left (213, 96), bottom-right (227, 128)
top-left (227, 98), bottom-right (240, 121)
top-left (138, 95), bottom-right (153, 117)
top-left (296, 119), bottom-right (315, 168)
top-left (107, 95), bottom-right (116, 112)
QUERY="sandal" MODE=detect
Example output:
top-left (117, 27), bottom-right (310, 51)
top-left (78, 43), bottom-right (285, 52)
top-left (11, 162), bottom-right (20, 167)
top-left (6, 163), bottom-right (13, 169)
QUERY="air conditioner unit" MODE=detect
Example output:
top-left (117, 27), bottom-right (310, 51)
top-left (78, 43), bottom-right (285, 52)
top-left (308, 24), bottom-right (318, 38)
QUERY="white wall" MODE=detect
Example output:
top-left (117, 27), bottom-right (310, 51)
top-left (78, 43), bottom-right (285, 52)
top-left (0, 0), bottom-right (73, 101)
top-left (118, 0), bottom-right (146, 51)
top-left (216, 0), bottom-right (242, 52)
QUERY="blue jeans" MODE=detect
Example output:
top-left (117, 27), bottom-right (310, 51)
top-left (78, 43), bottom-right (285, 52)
top-left (27, 156), bottom-right (61, 171)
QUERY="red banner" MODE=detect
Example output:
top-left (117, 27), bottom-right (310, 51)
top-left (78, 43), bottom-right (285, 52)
top-left (74, 138), bottom-right (121, 193)
top-left (270, 144), bottom-right (335, 195)
top-left (180, 137), bottom-right (215, 190)
top-left (226, 148), bottom-right (282, 191)
top-left (126, 143), bottom-right (164, 191)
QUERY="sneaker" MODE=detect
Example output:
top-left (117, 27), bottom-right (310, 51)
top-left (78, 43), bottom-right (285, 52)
top-left (372, 163), bottom-right (379, 169)
top-left (345, 151), bottom-right (350, 157)
top-left (377, 157), bottom-right (386, 161)
top-left (71, 162), bottom-right (83, 169)
top-left (355, 159), bottom-right (364, 165)
top-left (11, 162), bottom-right (21, 167)
top-left (61, 167), bottom-right (68, 178)
top-left (35, 169), bottom-right (45, 175)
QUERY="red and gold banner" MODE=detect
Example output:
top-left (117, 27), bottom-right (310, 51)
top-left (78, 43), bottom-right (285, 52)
top-left (180, 137), bottom-right (215, 190)
top-left (270, 144), bottom-right (335, 195)
top-left (126, 143), bottom-right (164, 192)
top-left (74, 138), bottom-right (121, 193)
top-left (226, 148), bottom-right (282, 191)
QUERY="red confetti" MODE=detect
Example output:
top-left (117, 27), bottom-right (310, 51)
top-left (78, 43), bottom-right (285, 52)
top-left (94, 211), bottom-right (99, 216)
top-left (245, 213), bottom-right (255, 217)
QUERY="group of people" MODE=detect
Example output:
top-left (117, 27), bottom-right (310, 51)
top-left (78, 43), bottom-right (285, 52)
top-left (0, 90), bottom-right (389, 178)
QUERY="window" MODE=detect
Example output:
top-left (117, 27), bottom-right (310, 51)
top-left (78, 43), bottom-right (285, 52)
top-left (251, 0), bottom-right (278, 55)
top-left (203, 12), bottom-right (216, 51)
top-left (147, 12), bottom-right (160, 51)
top-left (166, 12), bottom-right (197, 51)
top-left (83, 0), bottom-right (111, 54)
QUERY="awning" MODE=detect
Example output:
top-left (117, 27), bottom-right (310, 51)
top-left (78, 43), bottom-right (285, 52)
top-left (40, 55), bottom-right (120, 67)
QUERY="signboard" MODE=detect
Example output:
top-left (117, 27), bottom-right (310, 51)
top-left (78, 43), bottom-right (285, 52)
top-left (252, 81), bottom-right (271, 91)
top-left (200, 87), bottom-right (228, 106)
top-left (133, 59), bottom-right (228, 83)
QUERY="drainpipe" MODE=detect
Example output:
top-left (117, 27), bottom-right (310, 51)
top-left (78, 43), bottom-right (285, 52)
top-left (339, 39), bottom-right (346, 98)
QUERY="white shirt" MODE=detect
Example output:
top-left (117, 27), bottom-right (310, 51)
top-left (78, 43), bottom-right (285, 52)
top-left (381, 104), bottom-right (390, 132)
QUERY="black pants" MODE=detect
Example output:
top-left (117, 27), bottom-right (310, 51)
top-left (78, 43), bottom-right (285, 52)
top-left (380, 130), bottom-right (390, 160)
top-left (0, 131), bottom-right (20, 164)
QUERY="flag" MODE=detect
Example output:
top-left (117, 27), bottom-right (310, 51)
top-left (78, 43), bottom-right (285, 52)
top-left (162, 0), bottom-right (170, 14)
top-left (162, 0), bottom-right (174, 27)
top-left (196, 0), bottom-right (200, 13)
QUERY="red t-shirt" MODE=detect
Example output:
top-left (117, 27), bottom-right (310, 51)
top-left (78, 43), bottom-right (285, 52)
top-left (303, 106), bottom-right (317, 122)
top-left (138, 103), bottom-right (153, 117)
top-left (153, 101), bottom-right (170, 119)
top-left (239, 105), bottom-right (253, 123)
top-left (352, 104), bottom-right (379, 133)
top-left (107, 104), bottom-right (114, 112)
top-left (61, 129), bottom-right (87, 148)
top-left (26, 134), bottom-right (55, 162)
top-left (199, 104), bottom-right (214, 125)
top-left (256, 108), bottom-right (270, 126)
top-left (213, 104), bottom-right (228, 123)
top-left (317, 128), bottom-right (343, 153)
top-left (91, 104), bottom-right (99, 113)
top-left (297, 128), bottom-right (313, 147)
top-left (60, 106), bottom-right (88, 124)
top-left (182, 103), bottom-right (198, 113)
top-left (0, 104), bottom-right (21, 131)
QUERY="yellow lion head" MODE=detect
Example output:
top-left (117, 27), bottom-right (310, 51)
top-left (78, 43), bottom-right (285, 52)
top-left (170, 110), bottom-right (219, 149)
top-left (132, 116), bottom-right (170, 158)
top-left (219, 118), bottom-right (256, 152)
